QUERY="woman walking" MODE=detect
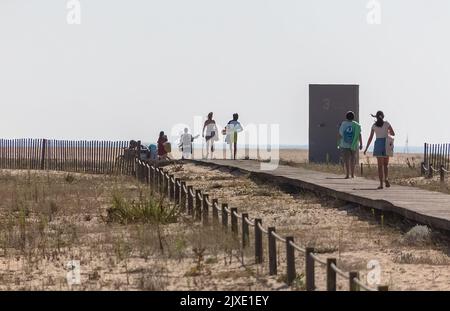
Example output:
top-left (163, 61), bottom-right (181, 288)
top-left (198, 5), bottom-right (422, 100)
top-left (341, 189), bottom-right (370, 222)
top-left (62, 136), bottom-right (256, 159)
top-left (202, 112), bottom-right (218, 159)
top-left (364, 111), bottom-right (395, 189)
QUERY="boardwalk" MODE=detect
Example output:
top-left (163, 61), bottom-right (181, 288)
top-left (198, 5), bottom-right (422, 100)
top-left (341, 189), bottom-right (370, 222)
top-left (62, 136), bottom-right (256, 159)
top-left (192, 159), bottom-right (450, 232)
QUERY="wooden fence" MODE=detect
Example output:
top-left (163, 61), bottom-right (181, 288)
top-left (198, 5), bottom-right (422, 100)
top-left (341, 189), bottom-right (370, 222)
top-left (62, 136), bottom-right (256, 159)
top-left (0, 138), bottom-right (134, 175)
top-left (422, 143), bottom-right (450, 182)
top-left (135, 159), bottom-right (389, 291)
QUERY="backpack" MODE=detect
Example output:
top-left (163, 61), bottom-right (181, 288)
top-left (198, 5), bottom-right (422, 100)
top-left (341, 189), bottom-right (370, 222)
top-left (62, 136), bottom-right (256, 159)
top-left (343, 123), bottom-right (354, 144)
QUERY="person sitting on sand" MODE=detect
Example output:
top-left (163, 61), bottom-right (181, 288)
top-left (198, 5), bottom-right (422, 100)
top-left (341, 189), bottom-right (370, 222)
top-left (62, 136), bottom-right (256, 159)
top-left (338, 111), bottom-right (363, 179)
top-left (364, 111), bottom-right (396, 189)
top-left (224, 113), bottom-right (243, 160)
top-left (202, 112), bottom-right (219, 159)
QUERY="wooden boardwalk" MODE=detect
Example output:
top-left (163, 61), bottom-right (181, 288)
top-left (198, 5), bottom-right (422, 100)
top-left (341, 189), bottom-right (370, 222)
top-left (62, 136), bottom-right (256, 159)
top-left (192, 159), bottom-right (450, 232)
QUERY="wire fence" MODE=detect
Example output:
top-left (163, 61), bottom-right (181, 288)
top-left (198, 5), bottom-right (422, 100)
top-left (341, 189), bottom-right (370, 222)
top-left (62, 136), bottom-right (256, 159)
top-left (424, 142), bottom-right (450, 170)
top-left (135, 159), bottom-right (389, 291)
top-left (0, 138), bottom-right (135, 175)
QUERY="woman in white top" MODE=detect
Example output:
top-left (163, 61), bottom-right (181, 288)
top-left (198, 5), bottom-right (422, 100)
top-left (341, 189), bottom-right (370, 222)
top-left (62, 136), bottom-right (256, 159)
top-left (202, 112), bottom-right (218, 159)
top-left (364, 111), bottom-right (396, 189)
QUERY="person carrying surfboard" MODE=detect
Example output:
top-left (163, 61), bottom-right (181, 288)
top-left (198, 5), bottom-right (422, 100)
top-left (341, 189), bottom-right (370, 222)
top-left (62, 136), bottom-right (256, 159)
top-left (338, 111), bottom-right (363, 179)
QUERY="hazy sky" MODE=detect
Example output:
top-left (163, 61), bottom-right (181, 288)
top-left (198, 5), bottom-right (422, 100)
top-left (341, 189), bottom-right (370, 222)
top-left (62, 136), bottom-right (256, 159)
top-left (1, 0), bottom-right (449, 146)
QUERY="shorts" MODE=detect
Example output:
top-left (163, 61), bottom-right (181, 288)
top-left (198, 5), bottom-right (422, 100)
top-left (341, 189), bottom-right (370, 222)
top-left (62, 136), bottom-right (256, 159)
top-left (373, 138), bottom-right (387, 157)
top-left (341, 148), bottom-right (356, 160)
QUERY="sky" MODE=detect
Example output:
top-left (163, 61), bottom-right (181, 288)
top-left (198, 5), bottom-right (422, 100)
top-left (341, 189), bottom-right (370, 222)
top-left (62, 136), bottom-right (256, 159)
top-left (1, 0), bottom-right (449, 147)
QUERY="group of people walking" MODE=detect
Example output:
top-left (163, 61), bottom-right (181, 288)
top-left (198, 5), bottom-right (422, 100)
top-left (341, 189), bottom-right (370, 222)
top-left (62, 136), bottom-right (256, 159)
top-left (200, 112), bottom-right (243, 160)
top-left (157, 112), bottom-right (243, 161)
top-left (338, 110), bottom-right (395, 189)
top-left (151, 110), bottom-right (395, 190)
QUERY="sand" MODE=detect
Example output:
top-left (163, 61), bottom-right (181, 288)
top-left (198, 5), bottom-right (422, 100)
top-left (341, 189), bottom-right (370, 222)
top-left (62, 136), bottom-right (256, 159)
top-left (1, 164), bottom-right (449, 291)
top-left (165, 163), bottom-right (450, 291)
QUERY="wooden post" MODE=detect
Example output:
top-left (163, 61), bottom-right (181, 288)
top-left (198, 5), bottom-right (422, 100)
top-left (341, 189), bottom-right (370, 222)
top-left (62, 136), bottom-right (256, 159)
top-left (440, 165), bottom-right (445, 183)
top-left (159, 170), bottom-right (164, 194)
top-left (242, 213), bottom-right (249, 248)
top-left (180, 181), bottom-right (187, 212)
top-left (155, 169), bottom-right (159, 193)
top-left (149, 166), bottom-right (154, 192)
top-left (175, 178), bottom-right (180, 205)
top-left (169, 175), bottom-right (175, 200)
top-left (222, 203), bottom-right (228, 230)
top-left (305, 247), bottom-right (315, 291)
top-left (254, 218), bottom-right (263, 264)
top-left (421, 161), bottom-right (426, 176)
top-left (212, 199), bottom-right (219, 225)
top-left (360, 163), bottom-right (364, 176)
top-left (165, 173), bottom-right (170, 197)
top-left (231, 208), bottom-right (238, 235)
top-left (286, 236), bottom-right (296, 285)
top-left (202, 193), bottom-right (209, 226)
top-left (40, 139), bottom-right (47, 170)
top-left (268, 227), bottom-right (277, 275)
top-left (195, 190), bottom-right (202, 221)
top-left (428, 163), bottom-right (433, 178)
top-left (187, 185), bottom-right (194, 215)
top-left (349, 271), bottom-right (359, 291)
top-left (326, 258), bottom-right (337, 291)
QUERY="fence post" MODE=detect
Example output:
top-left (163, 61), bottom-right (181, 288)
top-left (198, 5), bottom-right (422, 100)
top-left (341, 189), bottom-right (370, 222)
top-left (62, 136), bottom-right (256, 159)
top-left (187, 186), bottom-right (194, 215)
top-left (242, 213), bottom-right (249, 248)
top-left (421, 162), bottom-right (426, 176)
top-left (175, 178), bottom-right (180, 205)
top-left (145, 165), bottom-right (149, 184)
top-left (222, 203), bottom-right (228, 231)
top-left (360, 163), bottom-right (363, 176)
top-left (305, 247), bottom-right (315, 291)
top-left (180, 181), bottom-right (186, 212)
top-left (149, 166), bottom-right (153, 190)
top-left (159, 170), bottom-right (164, 194)
top-left (165, 173), bottom-right (170, 198)
top-left (195, 190), bottom-right (202, 221)
top-left (440, 165), bottom-right (445, 183)
top-left (40, 139), bottom-right (47, 170)
top-left (326, 258), bottom-right (337, 291)
top-left (212, 199), bottom-right (219, 225)
top-left (268, 227), bottom-right (277, 275)
top-left (169, 175), bottom-right (175, 201)
top-left (428, 163), bottom-right (433, 178)
top-left (254, 218), bottom-right (263, 264)
top-left (154, 168), bottom-right (159, 193)
top-left (135, 159), bottom-right (139, 180)
top-left (231, 208), bottom-right (238, 236)
top-left (286, 236), bottom-right (296, 285)
top-left (202, 193), bottom-right (209, 226)
top-left (349, 271), bottom-right (359, 291)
